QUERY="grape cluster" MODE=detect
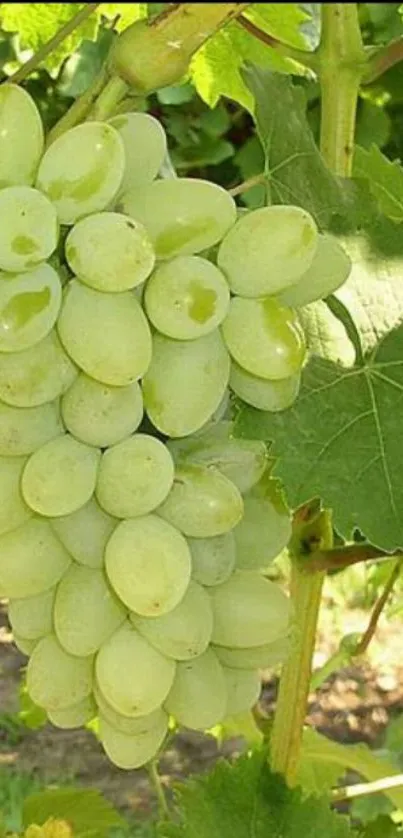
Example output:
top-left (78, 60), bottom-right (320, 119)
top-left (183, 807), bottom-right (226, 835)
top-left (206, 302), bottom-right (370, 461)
top-left (0, 83), bottom-right (351, 770)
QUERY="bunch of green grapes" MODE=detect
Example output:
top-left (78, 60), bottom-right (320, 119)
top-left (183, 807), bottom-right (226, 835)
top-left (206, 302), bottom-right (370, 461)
top-left (0, 83), bottom-right (351, 770)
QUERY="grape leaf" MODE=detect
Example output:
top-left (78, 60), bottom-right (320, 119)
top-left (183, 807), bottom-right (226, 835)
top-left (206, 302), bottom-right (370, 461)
top-left (353, 145), bottom-right (403, 223)
top-left (23, 789), bottom-right (123, 835)
top-left (243, 4), bottom-right (312, 49)
top-left (298, 301), bottom-right (356, 367)
top-left (236, 318), bottom-right (403, 551)
top-left (159, 750), bottom-right (353, 838)
top-left (358, 815), bottom-right (400, 838)
top-left (190, 22), bottom-right (311, 113)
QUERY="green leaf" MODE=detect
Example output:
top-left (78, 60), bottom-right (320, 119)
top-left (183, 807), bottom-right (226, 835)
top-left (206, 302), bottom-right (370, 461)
top-left (353, 145), bottom-right (403, 223)
top-left (23, 789), bottom-right (124, 835)
top-left (298, 729), bottom-right (403, 810)
top-left (236, 314), bottom-right (403, 551)
top-left (359, 815), bottom-right (400, 837)
top-left (190, 22), bottom-right (311, 113)
top-left (298, 300), bottom-right (356, 367)
top-left (159, 750), bottom-right (353, 838)
top-left (243, 4), bottom-right (312, 49)
top-left (210, 711), bottom-right (263, 747)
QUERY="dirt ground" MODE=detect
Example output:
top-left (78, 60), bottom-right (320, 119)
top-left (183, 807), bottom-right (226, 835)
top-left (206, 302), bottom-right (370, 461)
top-left (0, 592), bottom-right (402, 820)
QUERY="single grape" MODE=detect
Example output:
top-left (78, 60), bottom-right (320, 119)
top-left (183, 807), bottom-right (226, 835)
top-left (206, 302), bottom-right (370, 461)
top-left (0, 518), bottom-right (71, 598)
top-left (164, 648), bottom-right (227, 730)
top-left (13, 634), bottom-right (38, 655)
top-left (48, 695), bottom-right (97, 729)
top-left (105, 515), bottom-right (191, 617)
top-left (0, 187), bottom-right (58, 272)
top-left (157, 464), bottom-right (244, 538)
top-left (168, 420), bottom-right (268, 494)
top-left (142, 330), bottom-right (230, 438)
top-left (22, 434), bottom-right (100, 517)
top-left (144, 255), bottom-right (230, 340)
top-left (223, 667), bottom-right (261, 717)
top-left (95, 622), bottom-right (175, 716)
top-left (36, 122), bottom-right (125, 225)
top-left (65, 212), bottom-right (155, 292)
top-left (99, 712), bottom-right (168, 770)
top-left (94, 683), bottom-right (167, 736)
top-left (230, 361), bottom-right (301, 412)
top-left (57, 280), bottom-right (152, 386)
top-left (0, 330), bottom-right (77, 408)
top-left (119, 177), bottom-right (236, 259)
top-left (234, 472), bottom-right (292, 570)
top-left (54, 565), bottom-right (126, 657)
top-left (209, 570), bottom-right (291, 648)
top-left (213, 636), bottom-right (290, 670)
top-left (217, 205), bottom-right (318, 297)
top-left (0, 264), bottom-right (62, 353)
top-left (188, 532), bottom-right (236, 587)
top-left (0, 399), bottom-right (63, 456)
top-left (109, 112), bottom-right (167, 191)
top-left (96, 434), bottom-right (174, 518)
top-left (131, 580), bottom-right (213, 660)
top-left (0, 83), bottom-right (44, 187)
top-left (276, 233), bottom-right (351, 308)
top-left (50, 497), bottom-right (117, 570)
top-left (0, 456), bottom-right (32, 536)
top-left (27, 634), bottom-right (94, 711)
top-left (62, 373), bottom-right (143, 448)
top-left (222, 296), bottom-right (306, 380)
top-left (8, 587), bottom-right (55, 640)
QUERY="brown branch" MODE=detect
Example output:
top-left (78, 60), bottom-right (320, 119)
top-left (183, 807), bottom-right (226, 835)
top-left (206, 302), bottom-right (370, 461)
top-left (237, 14), bottom-right (318, 71)
top-left (363, 38), bottom-right (403, 85)
top-left (354, 559), bottom-right (402, 655)
top-left (304, 543), bottom-right (403, 573)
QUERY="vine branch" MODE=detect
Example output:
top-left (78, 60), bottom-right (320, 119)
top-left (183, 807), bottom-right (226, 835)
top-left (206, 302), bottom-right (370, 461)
top-left (3, 3), bottom-right (101, 85)
top-left (354, 559), bottom-right (402, 655)
top-left (236, 15), bottom-right (318, 72)
top-left (363, 37), bottom-right (403, 84)
top-left (305, 544), bottom-right (403, 573)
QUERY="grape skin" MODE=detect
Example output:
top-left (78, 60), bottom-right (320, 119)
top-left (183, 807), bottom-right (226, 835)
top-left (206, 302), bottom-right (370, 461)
top-left (0, 83), bottom-right (44, 187)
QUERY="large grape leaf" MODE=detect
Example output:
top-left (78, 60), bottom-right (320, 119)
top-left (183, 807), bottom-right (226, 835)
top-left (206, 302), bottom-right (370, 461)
top-left (0, 3), bottom-right (146, 73)
top-left (160, 750), bottom-right (353, 838)
top-left (353, 145), bottom-right (403, 223)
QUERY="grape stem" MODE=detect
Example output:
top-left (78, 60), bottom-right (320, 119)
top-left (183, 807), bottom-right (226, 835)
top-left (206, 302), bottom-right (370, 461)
top-left (354, 558), bottom-right (402, 655)
top-left (229, 174), bottom-right (266, 197)
top-left (147, 759), bottom-right (171, 821)
top-left (2, 3), bottom-right (101, 86)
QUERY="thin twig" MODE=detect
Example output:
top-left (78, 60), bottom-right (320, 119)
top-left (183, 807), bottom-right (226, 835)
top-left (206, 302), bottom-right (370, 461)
top-left (147, 759), bottom-right (171, 820)
top-left (363, 38), bottom-right (403, 85)
top-left (354, 558), bottom-right (402, 655)
top-left (229, 173), bottom-right (266, 197)
top-left (332, 772), bottom-right (403, 802)
top-left (237, 14), bottom-right (318, 71)
top-left (4, 3), bottom-right (101, 86)
top-left (304, 544), bottom-right (403, 573)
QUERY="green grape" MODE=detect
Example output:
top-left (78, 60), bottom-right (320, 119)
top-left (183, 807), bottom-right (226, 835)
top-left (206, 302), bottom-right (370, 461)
top-left (109, 112), bottom-right (167, 191)
top-left (223, 667), bottom-right (261, 717)
top-left (0, 187), bottom-right (58, 273)
top-left (157, 464), bottom-right (244, 538)
top-left (8, 587), bottom-right (55, 640)
top-left (0, 83), bottom-right (44, 187)
top-left (0, 518), bottom-right (71, 598)
top-left (230, 361), bottom-right (300, 412)
top-left (222, 297), bottom-right (306, 381)
top-left (213, 636), bottom-right (290, 670)
top-left (0, 398), bottom-right (63, 456)
top-left (99, 712), bottom-right (168, 770)
top-left (144, 256), bottom-right (230, 340)
top-left (188, 532), bottom-right (236, 587)
top-left (22, 434), bottom-right (100, 517)
top-left (50, 497), bottom-right (117, 569)
top-left (94, 682), bottom-right (166, 735)
top-left (36, 122), bottom-right (125, 225)
top-left (0, 330), bottom-right (77, 408)
top-left (57, 280), bottom-right (152, 386)
top-left (0, 264), bottom-right (62, 353)
top-left (217, 205), bottom-right (318, 297)
top-left (27, 634), bottom-right (93, 711)
top-left (168, 420), bottom-right (268, 494)
top-left (234, 472), bottom-right (291, 570)
top-left (131, 580), bottom-right (213, 660)
top-left (105, 515), bottom-right (191, 616)
top-left (276, 233), bottom-right (351, 308)
top-left (13, 634), bottom-right (38, 655)
top-left (119, 177), bottom-right (236, 260)
top-left (164, 648), bottom-right (227, 730)
top-left (61, 373), bottom-right (143, 448)
top-left (95, 622), bottom-right (175, 716)
top-left (96, 434), bottom-right (174, 518)
top-left (54, 565), bottom-right (126, 657)
top-left (209, 571), bottom-right (291, 648)
top-left (48, 695), bottom-right (97, 729)
top-left (0, 456), bottom-right (32, 535)
top-left (65, 212), bottom-right (155, 292)
top-left (142, 330), bottom-right (230, 438)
